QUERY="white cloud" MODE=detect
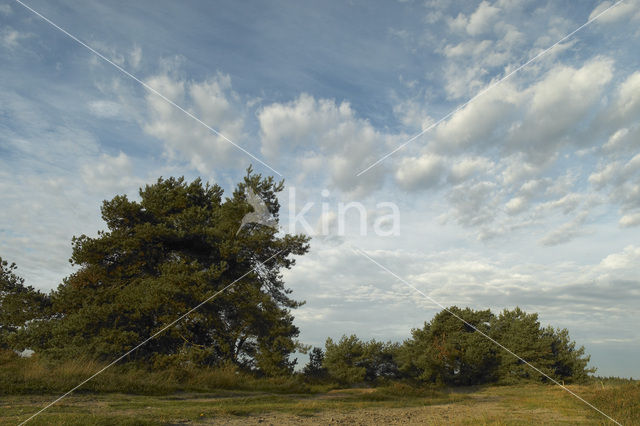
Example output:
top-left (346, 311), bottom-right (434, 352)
top-left (505, 196), bottom-right (526, 215)
top-left (88, 42), bottom-right (143, 70)
top-left (619, 213), bottom-right (640, 228)
top-left (508, 58), bottom-right (613, 161)
top-left (598, 245), bottom-right (640, 271)
top-left (447, 156), bottom-right (493, 183)
top-left (589, 153), bottom-right (640, 196)
top-left (535, 193), bottom-right (583, 215)
top-left (392, 99), bottom-right (434, 131)
top-left (589, 162), bottom-right (619, 188)
top-left (395, 153), bottom-right (445, 190)
top-left (87, 100), bottom-right (122, 118)
top-left (129, 45), bottom-right (142, 69)
top-left (258, 94), bottom-right (387, 196)
top-left (365, 51), bottom-right (622, 238)
top-left (0, 4), bottom-right (11, 15)
top-left (539, 211), bottom-right (589, 246)
top-left (433, 82), bottom-right (520, 152)
top-left (429, 58), bottom-right (613, 164)
top-left (81, 152), bottom-right (143, 194)
top-left (447, 180), bottom-right (499, 227)
top-left (607, 71), bottom-right (640, 126)
top-left (466, 1), bottom-right (501, 36)
top-left (500, 155), bottom-right (550, 186)
top-left (589, 0), bottom-right (640, 24)
top-left (288, 242), bottom-right (640, 352)
top-left (443, 39), bottom-right (492, 58)
top-left (259, 94), bottom-right (341, 159)
top-left (143, 72), bottom-right (246, 173)
top-left (603, 128), bottom-right (631, 152)
top-left (1, 28), bottom-right (29, 49)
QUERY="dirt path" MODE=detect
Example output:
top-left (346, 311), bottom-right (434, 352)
top-left (2, 385), bottom-right (607, 425)
top-left (207, 392), bottom-right (594, 425)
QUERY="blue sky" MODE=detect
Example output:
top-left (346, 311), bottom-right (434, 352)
top-left (1, 0), bottom-right (640, 378)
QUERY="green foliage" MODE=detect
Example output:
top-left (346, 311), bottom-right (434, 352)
top-left (0, 258), bottom-right (50, 351)
top-left (398, 306), bottom-right (593, 386)
top-left (323, 335), bottom-right (399, 385)
top-left (545, 326), bottom-right (594, 383)
top-left (361, 340), bottom-right (400, 382)
top-left (21, 169), bottom-right (309, 375)
top-left (323, 335), bottom-right (366, 384)
top-left (491, 307), bottom-right (552, 383)
top-left (491, 308), bottom-right (594, 384)
top-left (397, 307), bottom-right (496, 385)
top-left (303, 347), bottom-right (328, 380)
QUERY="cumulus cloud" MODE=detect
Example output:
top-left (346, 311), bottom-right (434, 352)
top-left (499, 154), bottom-right (550, 186)
top-left (466, 1), bottom-right (501, 36)
top-left (383, 57), bottom-right (614, 235)
top-left (598, 245), bottom-right (640, 271)
top-left (433, 82), bottom-right (520, 152)
top-left (430, 58), bottom-right (613, 161)
top-left (288, 242), bottom-right (640, 351)
top-left (258, 94), bottom-right (387, 196)
top-left (505, 196), bottom-right (527, 215)
top-left (436, 1), bottom-right (572, 100)
top-left (588, 148), bottom-right (640, 227)
top-left (535, 193), bottom-right (583, 216)
top-left (143, 72), bottom-right (247, 174)
top-left (620, 213), bottom-right (640, 228)
top-left (575, 70), bottom-right (640, 228)
top-left (395, 153), bottom-right (445, 190)
top-left (447, 156), bottom-right (493, 183)
top-left (392, 99), bottom-right (434, 131)
top-left (589, 154), bottom-right (640, 189)
top-left (603, 128), bottom-right (631, 152)
top-left (606, 71), bottom-right (640, 127)
top-left (81, 152), bottom-right (143, 194)
top-left (509, 59), bottom-right (613, 158)
top-left (539, 211), bottom-right (589, 246)
top-left (447, 180), bottom-right (500, 227)
top-left (589, 0), bottom-right (640, 24)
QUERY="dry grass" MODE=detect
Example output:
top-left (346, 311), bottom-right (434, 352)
top-left (0, 351), bottom-right (309, 396)
top-left (1, 352), bottom-right (636, 424)
top-left (2, 383), bottom-right (636, 425)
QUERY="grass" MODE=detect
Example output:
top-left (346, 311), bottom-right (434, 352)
top-left (1, 387), bottom-right (465, 425)
top-left (577, 381), bottom-right (640, 425)
top-left (0, 351), bottom-right (310, 395)
top-left (1, 353), bottom-right (637, 424)
top-left (2, 383), bottom-right (637, 425)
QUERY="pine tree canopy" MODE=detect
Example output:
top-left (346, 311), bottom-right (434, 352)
top-left (19, 169), bottom-right (309, 375)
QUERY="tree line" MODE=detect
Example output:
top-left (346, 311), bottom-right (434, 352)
top-left (304, 306), bottom-right (593, 386)
top-left (1, 172), bottom-right (593, 386)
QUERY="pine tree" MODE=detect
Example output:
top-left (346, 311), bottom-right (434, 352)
top-left (0, 257), bottom-right (50, 351)
top-left (27, 169), bottom-right (309, 375)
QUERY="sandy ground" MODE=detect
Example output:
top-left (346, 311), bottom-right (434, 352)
top-left (3, 386), bottom-right (606, 425)
top-left (204, 395), bottom-right (593, 425)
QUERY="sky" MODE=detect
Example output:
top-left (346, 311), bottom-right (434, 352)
top-left (1, 0), bottom-right (639, 378)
